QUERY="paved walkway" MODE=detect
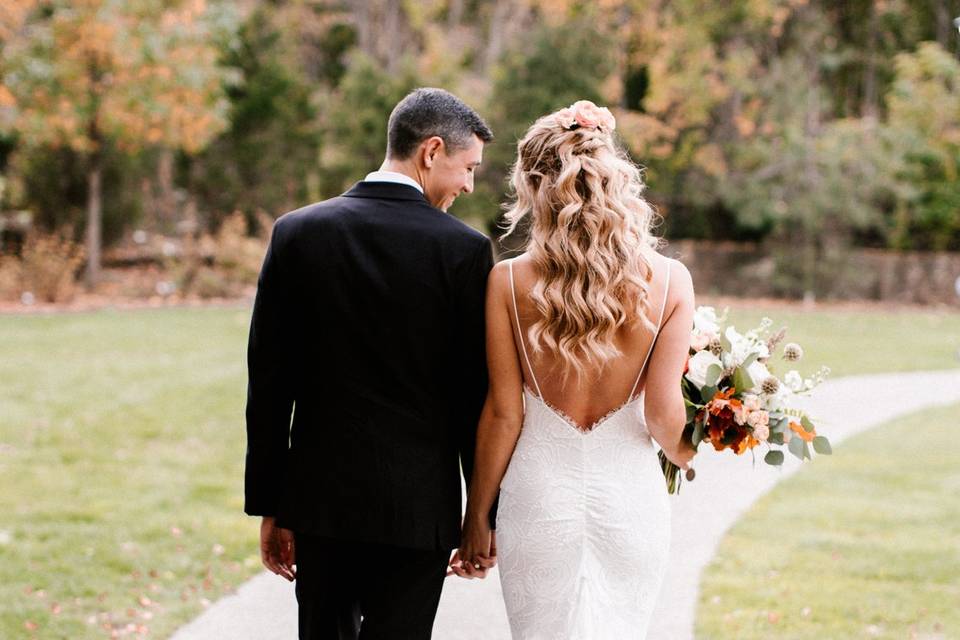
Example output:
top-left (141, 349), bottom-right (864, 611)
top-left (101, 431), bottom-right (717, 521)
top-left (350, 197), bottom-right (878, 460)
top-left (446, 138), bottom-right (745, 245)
top-left (171, 369), bottom-right (960, 640)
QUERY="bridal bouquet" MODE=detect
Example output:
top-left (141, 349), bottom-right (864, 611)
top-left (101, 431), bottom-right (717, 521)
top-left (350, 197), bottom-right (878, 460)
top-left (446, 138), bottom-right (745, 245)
top-left (658, 306), bottom-right (832, 494)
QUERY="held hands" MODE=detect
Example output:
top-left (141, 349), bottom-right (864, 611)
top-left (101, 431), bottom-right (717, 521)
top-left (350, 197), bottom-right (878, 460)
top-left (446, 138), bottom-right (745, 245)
top-left (260, 516), bottom-right (296, 581)
top-left (448, 516), bottom-right (497, 580)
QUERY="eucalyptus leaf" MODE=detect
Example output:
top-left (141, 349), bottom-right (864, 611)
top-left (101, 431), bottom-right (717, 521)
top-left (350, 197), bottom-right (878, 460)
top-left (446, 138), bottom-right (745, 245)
top-left (800, 415), bottom-right (815, 432)
top-left (812, 436), bottom-right (832, 455)
top-left (788, 435), bottom-right (805, 460)
top-left (705, 363), bottom-right (723, 387)
top-left (764, 450), bottom-right (784, 465)
top-left (692, 419), bottom-right (705, 446)
top-left (701, 385), bottom-right (718, 403)
top-left (768, 432), bottom-right (784, 445)
top-left (733, 367), bottom-right (754, 393)
top-left (802, 440), bottom-right (812, 460)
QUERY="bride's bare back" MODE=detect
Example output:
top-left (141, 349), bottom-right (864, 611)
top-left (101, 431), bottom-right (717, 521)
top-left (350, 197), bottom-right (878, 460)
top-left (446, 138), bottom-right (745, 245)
top-left (502, 250), bottom-right (694, 437)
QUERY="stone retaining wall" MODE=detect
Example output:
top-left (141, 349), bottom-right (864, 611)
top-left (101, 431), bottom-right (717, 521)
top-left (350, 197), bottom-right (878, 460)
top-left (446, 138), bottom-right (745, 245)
top-left (664, 240), bottom-right (960, 306)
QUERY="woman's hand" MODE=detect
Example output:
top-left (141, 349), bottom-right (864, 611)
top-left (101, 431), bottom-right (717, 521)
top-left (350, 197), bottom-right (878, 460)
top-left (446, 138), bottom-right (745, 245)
top-left (663, 435), bottom-right (697, 473)
top-left (448, 515), bottom-right (496, 579)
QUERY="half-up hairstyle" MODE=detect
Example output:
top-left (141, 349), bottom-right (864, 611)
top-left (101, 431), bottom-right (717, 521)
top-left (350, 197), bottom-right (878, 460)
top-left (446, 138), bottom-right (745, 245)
top-left (502, 102), bottom-right (663, 384)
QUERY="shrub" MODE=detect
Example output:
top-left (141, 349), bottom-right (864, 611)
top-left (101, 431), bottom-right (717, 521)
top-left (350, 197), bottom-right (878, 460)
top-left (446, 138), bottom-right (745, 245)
top-left (0, 229), bottom-right (86, 303)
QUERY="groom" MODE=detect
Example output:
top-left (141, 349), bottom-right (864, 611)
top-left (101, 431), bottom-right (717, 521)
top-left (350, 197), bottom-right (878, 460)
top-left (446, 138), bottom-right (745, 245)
top-left (244, 88), bottom-right (497, 639)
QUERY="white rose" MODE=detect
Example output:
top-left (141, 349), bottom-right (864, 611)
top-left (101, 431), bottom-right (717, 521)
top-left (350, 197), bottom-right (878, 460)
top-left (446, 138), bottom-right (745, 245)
top-left (754, 341), bottom-right (770, 360)
top-left (726, 326), bottom-right (757, 366)
top-left (693, 306), bottom-right (719, 335)
top-left (784, 370), bottom-right (804, 392)
top-left (721, 352), bottom-right (734, 369)
top-left (685, 350), bottom-right (723, 388)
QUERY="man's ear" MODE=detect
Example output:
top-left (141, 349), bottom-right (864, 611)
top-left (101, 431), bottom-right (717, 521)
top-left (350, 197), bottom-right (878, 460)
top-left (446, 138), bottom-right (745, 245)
top-left (420, 136), bottom-right (444, 169)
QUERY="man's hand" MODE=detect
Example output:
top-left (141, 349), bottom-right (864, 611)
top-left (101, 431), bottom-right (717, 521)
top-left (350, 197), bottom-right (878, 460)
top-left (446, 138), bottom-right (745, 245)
top-left (447, 525), bottom-right (497, 580)
top-left (260, 516), bottom-right (296, 581)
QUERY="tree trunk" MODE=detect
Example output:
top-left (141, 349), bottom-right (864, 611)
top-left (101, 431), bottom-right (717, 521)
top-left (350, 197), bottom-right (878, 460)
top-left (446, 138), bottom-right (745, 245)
top-left (447, 0), bottom-right (464, 29)
top-left (85, 158), bottom-right (102, 289)
top-left (862, 3), bottom-right (878, 119)
top-left (802, 26), bottom-right (822, 301)
top-left (932, 0), bottom-right (952, 48)
top-left (384, 0), bottom-right (401, 74)
top-left (483, 1), bottom-right (513, 72)
top-left (157, 147), bottom-right (176, 230)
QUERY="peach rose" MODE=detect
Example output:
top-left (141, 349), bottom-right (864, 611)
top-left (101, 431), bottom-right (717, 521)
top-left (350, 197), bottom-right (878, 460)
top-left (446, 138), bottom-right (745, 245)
top-left (742, 394), bottom-right (762, 413)
top-left (555, 107), bottom-right (577, 129)
top-left (691, 332), bottom-right (711, 352)
top-left (569, 100), bottom-right (616, 131)
top-left (746, 409), bottom-right (769, 429)
top-left (752, 421), bottom-right (770, 441)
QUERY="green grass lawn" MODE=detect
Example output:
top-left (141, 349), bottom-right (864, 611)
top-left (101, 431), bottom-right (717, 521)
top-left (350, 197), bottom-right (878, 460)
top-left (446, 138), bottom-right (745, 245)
top-left (0, 302), bottom-right (958, 638)
top-left (695, 401), bottom-right (960, 640)
top-left (1, 306), bottom-right (255, 639)
top-left (717, 304), bottom-right (960, 379)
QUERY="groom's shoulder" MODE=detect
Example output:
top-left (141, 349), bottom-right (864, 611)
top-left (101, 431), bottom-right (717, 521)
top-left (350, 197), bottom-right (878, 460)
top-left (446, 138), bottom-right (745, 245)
top-left (431, 211), bottom-right (490, 246)
top-left (278, 197), bottom-right (346, 222)
top-left (269, 195), bottom-right (490, 249)
top-left (268, 196), bottom-right (351, 235)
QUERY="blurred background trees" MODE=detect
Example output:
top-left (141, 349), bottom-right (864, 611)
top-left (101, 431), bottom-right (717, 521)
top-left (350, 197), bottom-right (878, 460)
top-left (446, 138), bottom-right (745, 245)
top-left (0, 0), bottom-right (958, 297)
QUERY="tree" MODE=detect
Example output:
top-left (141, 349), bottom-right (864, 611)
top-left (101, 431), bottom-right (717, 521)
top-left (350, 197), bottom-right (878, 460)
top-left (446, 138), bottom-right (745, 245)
top-left (319, 52), bottom-right (418, 195)
top-left (190, 3), bottom-right (322, 224)
top-left (477, 16), bottom-right (616, 235)
top-left (884, 41), bottom-right (960, 250)
top-left (2, 0), bottom-right (235, 287)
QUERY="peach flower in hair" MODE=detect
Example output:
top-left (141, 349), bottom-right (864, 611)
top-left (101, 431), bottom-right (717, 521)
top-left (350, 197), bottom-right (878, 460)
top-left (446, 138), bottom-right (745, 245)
top-left (567, 100), bottom-right (616, 131)
top-left (555, 107), bottom-right (577, 129)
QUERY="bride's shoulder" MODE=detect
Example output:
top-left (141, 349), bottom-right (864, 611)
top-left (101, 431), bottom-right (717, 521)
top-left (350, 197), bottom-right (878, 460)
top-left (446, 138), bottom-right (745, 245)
top-left (487, 256), bottom-right (519, 296)
top-left (663, 255), bottom-right (695, 306)
top-left (646, 252), bottom-right (693, 303)
top-left (644, 250), bottom-right (689, 278)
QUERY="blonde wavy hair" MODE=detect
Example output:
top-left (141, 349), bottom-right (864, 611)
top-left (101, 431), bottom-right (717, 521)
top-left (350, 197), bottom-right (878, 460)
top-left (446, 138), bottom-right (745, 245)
top-left (502, 103), bottom-right (663, 384)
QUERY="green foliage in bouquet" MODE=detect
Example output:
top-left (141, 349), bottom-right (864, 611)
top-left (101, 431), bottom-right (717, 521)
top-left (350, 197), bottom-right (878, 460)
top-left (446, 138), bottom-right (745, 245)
top-left (660, 307), bottom-right (832, 494)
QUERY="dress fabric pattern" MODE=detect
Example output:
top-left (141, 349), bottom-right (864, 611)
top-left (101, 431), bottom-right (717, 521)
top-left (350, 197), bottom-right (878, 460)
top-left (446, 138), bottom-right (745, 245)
top-left (497, 259), bottom-right (672, 640)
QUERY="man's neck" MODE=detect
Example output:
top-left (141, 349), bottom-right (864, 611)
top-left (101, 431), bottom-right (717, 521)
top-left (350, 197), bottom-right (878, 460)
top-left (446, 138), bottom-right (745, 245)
top-left (378, 160), bottom-right (424, 189)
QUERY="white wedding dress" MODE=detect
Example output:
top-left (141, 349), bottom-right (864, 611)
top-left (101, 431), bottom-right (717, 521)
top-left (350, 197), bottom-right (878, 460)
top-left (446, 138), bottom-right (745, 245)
top-left (496, 259), bottom-right (672, 640)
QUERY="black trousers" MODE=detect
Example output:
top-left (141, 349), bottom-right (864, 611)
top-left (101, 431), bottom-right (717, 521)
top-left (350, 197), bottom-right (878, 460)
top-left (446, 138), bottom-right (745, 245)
top-left (293, 532), bottom-right (451, 640)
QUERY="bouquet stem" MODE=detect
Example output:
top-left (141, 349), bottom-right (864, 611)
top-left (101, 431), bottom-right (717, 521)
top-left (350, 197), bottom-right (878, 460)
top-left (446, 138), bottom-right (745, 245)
top-left (658, 449), bottom-right (683, 494)
top-left (659, 424), bottom-right (696, 495)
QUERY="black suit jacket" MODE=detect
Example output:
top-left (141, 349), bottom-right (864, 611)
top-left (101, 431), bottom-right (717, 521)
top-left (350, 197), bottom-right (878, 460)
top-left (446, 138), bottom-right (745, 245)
top-left (244, 181), bottom-right (495, 551)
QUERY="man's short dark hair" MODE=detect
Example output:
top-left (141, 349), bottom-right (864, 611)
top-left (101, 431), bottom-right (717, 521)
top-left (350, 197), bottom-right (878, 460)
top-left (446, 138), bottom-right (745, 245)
top-left (387, 88), bottom-right (493, 159)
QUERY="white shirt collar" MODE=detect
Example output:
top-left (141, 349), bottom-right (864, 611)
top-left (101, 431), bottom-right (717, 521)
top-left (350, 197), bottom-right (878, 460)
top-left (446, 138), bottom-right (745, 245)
top-left (363, 170), bottom-right (424, 193)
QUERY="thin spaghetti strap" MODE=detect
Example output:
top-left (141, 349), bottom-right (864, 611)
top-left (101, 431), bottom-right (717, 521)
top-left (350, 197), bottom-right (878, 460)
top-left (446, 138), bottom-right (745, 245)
top-left (627, 260), bottom-right (672, 400)
top-left (509, 259), bottom-right (544, 399)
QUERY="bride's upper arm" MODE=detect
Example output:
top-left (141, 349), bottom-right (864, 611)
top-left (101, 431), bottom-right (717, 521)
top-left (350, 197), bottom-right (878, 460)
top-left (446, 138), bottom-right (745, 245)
top-left (484, 260), bottom-right (525, 423)
top-left (644, 260), bottom-right (696, 426)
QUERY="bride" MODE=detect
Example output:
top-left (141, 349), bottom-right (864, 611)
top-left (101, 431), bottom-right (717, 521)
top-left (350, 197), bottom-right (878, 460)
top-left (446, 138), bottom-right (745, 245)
top-left (455, 100), bottom-right (697, 638)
